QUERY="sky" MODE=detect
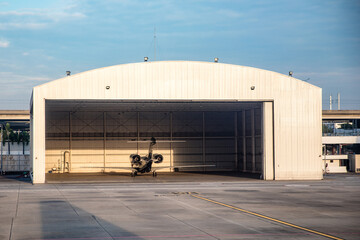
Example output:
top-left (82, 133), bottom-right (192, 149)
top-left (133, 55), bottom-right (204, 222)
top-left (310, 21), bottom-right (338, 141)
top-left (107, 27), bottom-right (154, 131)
top-left (0, 0), bottom-right (359, 110)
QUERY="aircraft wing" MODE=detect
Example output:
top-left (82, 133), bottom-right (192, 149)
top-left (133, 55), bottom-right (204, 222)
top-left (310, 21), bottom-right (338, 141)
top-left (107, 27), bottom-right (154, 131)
top-left (127, 140), bottom-right (186, 143)
top-left (153, 164), bottom-right (216, 170)
top-left (81, 166), bottom-right (134, 170)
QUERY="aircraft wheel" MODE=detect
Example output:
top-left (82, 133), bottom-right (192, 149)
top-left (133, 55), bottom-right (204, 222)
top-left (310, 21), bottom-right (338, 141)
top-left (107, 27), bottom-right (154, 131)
top-left (131, 171), bottom-right (137, 177)
top-left (152, 171), bottom-right (157, 177)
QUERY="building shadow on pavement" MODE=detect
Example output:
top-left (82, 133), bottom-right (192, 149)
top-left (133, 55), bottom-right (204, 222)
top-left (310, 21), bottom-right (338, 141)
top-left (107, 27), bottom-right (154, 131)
top-left (11, 200), bottom-right (144, 240)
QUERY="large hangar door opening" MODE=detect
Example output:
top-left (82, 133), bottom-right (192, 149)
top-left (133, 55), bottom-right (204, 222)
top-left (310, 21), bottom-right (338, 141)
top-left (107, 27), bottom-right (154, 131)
top-left (45, 101), bottom-right (267, 178)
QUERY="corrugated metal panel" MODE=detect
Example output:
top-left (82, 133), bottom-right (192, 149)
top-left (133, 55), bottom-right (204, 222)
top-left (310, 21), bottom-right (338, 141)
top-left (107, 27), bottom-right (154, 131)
top-left (31, 61), bottom-right (322, 183)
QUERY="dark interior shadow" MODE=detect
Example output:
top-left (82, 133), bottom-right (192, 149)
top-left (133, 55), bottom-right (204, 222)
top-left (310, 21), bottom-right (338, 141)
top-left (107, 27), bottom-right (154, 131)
top-left (0, 172), bottom-right (32, 183)
top-left (178, 170), bottom-right (262, 179)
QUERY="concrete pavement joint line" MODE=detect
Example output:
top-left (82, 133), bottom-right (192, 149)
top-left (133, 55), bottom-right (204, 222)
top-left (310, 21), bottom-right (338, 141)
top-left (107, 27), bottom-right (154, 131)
top-left (10, 184), bottom-right (20, 240)
top-left (8, 218), bottom-right (14, 240)
top-left (161, 195), bottom-right (262, 234)
top-left (35, 232), bottom-right (311, 240)
top-left (94, 186), bottom-right (138, 214)
top-left (167, 214), bottom-right (220, 240)
top-left (92, 215), bottom-right (115, 240)
top-left (54, 184), bottom-right (80, 216)
top-left (0, 184), bottom-right (318, 193)
top-left (15, 184), bottom-right (20, 217)
top-left (190, 193), bottom-right (344, 240)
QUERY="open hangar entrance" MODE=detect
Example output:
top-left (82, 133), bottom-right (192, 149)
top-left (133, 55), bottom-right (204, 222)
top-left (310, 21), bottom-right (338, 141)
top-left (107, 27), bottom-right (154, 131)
top-left (45, 100), bottom-right (271, 180)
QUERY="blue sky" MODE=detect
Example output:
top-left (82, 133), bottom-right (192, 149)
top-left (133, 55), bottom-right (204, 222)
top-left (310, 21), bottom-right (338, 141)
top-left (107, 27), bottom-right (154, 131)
top-left (0, 0), bottom-right (359, 110)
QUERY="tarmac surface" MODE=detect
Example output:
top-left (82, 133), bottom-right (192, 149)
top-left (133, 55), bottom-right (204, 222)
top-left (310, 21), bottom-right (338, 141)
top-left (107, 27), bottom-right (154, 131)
top-left (0, 172), bottom-right (359, 240)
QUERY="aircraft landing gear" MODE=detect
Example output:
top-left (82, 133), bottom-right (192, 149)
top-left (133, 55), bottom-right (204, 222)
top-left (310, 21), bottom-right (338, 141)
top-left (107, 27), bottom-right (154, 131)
top-left (131, 170), bottom-right (137, 177)
top-left (152, 170), bottom-right (157, 177)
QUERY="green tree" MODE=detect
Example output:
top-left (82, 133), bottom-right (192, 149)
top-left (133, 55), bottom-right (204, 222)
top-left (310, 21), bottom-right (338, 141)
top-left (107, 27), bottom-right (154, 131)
top-left (322, 124), bottom-right (333, 134)
top-left (9, 131), bottom-right (17, 144)
top-left (340, 123), bottom-right (352, 130)
top-left (20, 131), bottom-right (30, 145)
top-left (2, 123), bottom-right (12, 146)
top-left (1, 123), bottom-right (30, 147)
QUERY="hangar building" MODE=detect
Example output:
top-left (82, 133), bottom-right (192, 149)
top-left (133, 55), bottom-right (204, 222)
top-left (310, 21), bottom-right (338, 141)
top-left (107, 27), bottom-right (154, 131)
top-left (30, 61), bottom-right (322, 183)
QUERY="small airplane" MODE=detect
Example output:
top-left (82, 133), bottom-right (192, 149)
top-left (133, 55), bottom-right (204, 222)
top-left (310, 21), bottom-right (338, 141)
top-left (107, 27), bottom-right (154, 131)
top-left (128, 137), bottom-right (215, 177)
top-left (129, 136), bottom-right (164, 177)
top-left (86, 137), bottom-right (215, 177)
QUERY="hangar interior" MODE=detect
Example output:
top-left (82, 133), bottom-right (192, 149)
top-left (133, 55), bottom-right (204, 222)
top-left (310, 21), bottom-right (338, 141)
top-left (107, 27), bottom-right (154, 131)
top-left (45, 101), bottom-right (265, 177)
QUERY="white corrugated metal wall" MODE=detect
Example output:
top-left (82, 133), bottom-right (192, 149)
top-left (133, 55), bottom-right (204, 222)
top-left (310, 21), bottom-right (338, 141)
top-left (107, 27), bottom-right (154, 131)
top-left (31, 61), bottom-right (322, 183)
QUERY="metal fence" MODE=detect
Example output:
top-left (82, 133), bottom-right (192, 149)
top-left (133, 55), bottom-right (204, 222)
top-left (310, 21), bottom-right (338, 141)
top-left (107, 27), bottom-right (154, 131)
top-left (0, 142), bottom-right (30, 172)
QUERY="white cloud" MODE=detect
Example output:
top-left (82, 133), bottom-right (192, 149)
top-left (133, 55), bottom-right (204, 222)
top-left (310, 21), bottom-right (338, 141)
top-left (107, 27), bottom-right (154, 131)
top-left (0, 71), bottom-right (52, 83)
top-left (0, 40), bottom-right (9, 48)
top-left (0, 9), bottom-right (86, 20)
top-left (0, 6), bottom-right (86, 30)
top-left (216, 9), bottom-right (243, 18)
top-left (297, 67), bottom-right (360, 80)
top-left (0, 11), bottom-right (39, 16)
top-left (0, 22), bottom-right (47, 30)
top-left (0, 71), bottom-right (49, 109)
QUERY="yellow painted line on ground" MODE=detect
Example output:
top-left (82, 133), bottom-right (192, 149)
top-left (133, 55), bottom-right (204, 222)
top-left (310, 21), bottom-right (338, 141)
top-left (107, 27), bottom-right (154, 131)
top-left (190, 193), bottom-right (343, 240)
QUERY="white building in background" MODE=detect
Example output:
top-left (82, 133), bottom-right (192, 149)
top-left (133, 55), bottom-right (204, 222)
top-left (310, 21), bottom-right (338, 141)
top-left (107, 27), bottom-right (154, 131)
top-left (322, 110), bottom-right (360, 173)
top-left (30, 61), bottom-right (323, 183)
top-left (0, 110), bottom-right (30, 172)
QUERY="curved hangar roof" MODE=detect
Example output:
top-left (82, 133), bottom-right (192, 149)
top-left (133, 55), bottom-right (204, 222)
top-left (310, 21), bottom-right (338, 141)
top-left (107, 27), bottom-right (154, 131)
top-left (31, 61), bottom-right (323, 183)
top-left (32, 61), bottom-right (320, 101)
